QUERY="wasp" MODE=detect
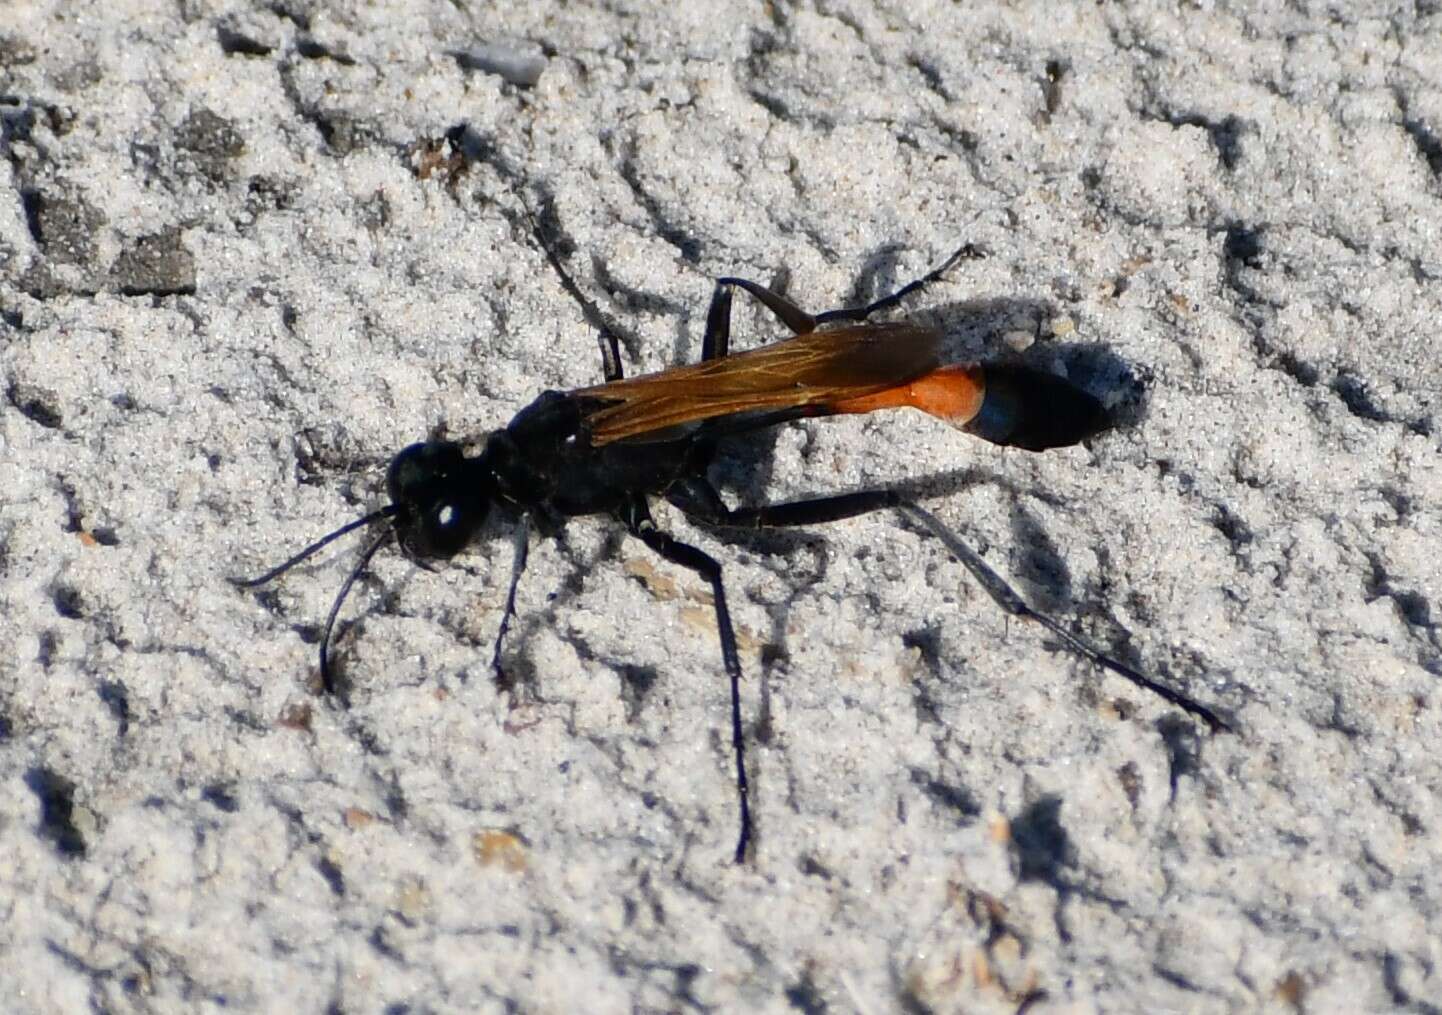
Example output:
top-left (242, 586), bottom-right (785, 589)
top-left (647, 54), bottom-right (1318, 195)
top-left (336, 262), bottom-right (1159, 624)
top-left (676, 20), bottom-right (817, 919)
top-left (234, 243), bottom-right (1228, 862)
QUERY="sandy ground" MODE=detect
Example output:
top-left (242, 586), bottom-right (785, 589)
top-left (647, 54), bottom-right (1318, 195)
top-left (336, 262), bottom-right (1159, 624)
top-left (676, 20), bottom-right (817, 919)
top-left (2, 2), bottom-right (1440, 1012)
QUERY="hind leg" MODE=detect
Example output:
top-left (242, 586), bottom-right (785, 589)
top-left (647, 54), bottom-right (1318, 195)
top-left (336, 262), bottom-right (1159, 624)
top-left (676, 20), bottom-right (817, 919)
top-left (700, 243), bottom-right (983, 360)
top-left (665, 476), bottom-right (1229, 733)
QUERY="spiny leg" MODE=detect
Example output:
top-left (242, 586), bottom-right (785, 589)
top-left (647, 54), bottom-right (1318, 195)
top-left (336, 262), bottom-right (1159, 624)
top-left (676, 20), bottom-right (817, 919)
top-left (620, 497), bottom-right (752, 863)
top-left (700, 242), bottom-right (984, 361)
top-left (666, 477), bottom-right (1229, 732)
top-left (701, 276), bottom-right (805, 361)
top-left (491, 515), bottom-right (532, 688)
top-left (519, 193), bottom-right (626, 381)
top-left (812, 242), bottom-right (983, 327)
top-left (667, 476), bottom-right (897, 528)
top-left (893, 502), bottom-right (1230, 733)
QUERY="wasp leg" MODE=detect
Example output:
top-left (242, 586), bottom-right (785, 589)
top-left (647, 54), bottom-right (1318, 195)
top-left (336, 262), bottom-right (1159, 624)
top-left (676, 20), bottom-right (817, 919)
top-left (668, 475), bottom-right (895, 527)
top-left (812, 242), bottom-right (983, 327)
top-left (620, 497), bottom-right (753, 863)
top-left (701, 276), bottom-right (807, 360)
top-left (490, 515), bottom-right (531, 688)
top-left (667, 478), bottom-right (1229, 733)
top-left (700, 242), bottom-right (984, 361)
top-left (521, 194), bottom-right (626, 380)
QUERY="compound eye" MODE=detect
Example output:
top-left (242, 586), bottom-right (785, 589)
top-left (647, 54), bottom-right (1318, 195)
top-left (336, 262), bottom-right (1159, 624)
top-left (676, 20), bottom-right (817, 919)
top-left (416, 500), bottom-right (476, 558)
top-left (386, 441), bottom-right (487, 559)
top-left (388, 441), bottom-right (465, 504)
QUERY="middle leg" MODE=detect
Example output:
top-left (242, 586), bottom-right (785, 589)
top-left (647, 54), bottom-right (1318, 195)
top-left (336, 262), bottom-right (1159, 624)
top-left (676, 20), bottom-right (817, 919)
top-left (490, 515), bottom-right (532, 689)
top-left (619, 496), bottom-right (754, 863)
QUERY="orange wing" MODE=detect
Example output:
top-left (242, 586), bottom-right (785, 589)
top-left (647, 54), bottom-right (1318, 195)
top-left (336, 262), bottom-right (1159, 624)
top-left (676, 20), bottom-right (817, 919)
top-left (578, 322), bottom-right (947, 445)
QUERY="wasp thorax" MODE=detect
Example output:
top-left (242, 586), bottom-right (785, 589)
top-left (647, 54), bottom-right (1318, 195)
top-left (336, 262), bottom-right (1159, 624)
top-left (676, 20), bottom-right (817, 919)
top-left (386, 441), bottom-right (489, 558)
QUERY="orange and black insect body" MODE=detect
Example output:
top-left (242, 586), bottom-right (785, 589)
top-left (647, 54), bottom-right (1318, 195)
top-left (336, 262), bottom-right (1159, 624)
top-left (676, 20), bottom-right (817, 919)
top-left (235, 244), bottom-right (1228, 863)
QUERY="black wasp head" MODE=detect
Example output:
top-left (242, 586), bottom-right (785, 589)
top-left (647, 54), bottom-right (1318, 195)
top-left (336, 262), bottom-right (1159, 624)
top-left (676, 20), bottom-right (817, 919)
top-left (386, 441), bottom-right (492, 559)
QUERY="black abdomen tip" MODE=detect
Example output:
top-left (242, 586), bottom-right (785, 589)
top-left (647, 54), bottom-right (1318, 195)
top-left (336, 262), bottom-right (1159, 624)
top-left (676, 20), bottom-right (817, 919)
top-left (965, 365), bottom-right (1110, 451)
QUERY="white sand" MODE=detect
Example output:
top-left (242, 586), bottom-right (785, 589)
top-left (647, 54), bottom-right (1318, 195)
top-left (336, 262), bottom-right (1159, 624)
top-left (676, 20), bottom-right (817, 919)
top-left (2, 2), bottom-right (1440, 1011)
